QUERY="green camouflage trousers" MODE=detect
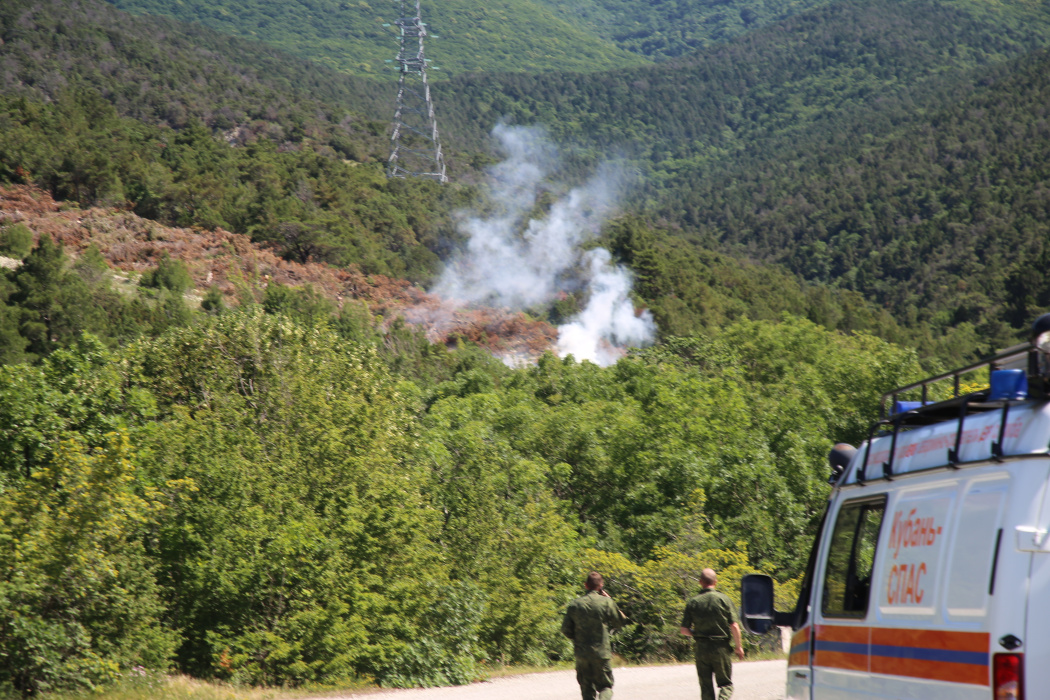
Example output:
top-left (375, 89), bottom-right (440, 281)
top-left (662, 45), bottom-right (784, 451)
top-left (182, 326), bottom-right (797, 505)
top-left (694, 640), bottom-right (733, 700)
top-left (575, 656), bottom-right (615, 700)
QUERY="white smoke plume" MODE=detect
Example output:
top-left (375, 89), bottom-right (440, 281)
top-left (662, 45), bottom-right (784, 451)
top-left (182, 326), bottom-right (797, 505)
top-left (555, 248), bottom-right (657, 365)
top-left (432, 124), bottom-right (656, 366)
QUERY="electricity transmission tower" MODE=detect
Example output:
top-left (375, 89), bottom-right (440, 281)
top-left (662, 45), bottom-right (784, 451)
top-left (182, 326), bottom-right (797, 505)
top-left (387, 0), bottom-right (448, 183)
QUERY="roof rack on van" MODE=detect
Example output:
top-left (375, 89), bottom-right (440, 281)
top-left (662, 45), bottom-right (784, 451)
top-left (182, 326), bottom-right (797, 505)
top-left (854, 338), bottom-right (1050, 483)
top-left (878, 342), bottom-right (1038, 426)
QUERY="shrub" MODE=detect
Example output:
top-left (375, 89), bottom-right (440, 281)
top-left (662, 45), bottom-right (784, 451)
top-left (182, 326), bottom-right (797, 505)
top-left (0, 434), bottom-right (177, 696)
top-left (0, 224), bottom-right (33, 260)
top-left (140, 254), bottom-right (192, 293)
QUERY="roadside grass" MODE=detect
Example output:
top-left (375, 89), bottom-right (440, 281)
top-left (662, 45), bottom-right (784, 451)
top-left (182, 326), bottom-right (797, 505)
top-left (39, 673), bottom-right (377, 700)
top-left (479, 659), bottom-right (575, 679)
top-left (739, 649), bottom-right (789, 662)
top-left (38, 652), bottom-right (786, 700)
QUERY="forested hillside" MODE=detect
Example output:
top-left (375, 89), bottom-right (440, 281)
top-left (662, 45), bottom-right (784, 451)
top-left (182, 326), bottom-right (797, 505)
top-left (436, 0), bottom-right (1050, 360)
top-left (104, 0), bottom-right (647, 77)
top-left (0, 0), bottom-right (388, 129)
top-left (0, 0), bottom-right (466, 281)
top-left (0, 189), bottom-right (924, 695)
top-left (652, 46), bottom-right (1050, 364)
top-left (104, 0), bottom-right (846, 73)
top-left (533, 0), bottom-right (833, 59)
top-left (0, 0), bottom-right (917, 341)
top-left (439, 0), bottom-right (1050, 156)
top-left (5, 0), bottom-right (1049, 358)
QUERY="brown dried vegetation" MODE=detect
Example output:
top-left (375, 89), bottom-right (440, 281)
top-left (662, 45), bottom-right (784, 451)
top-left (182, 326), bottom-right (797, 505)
top-left (0, 185), bottom-right (556, 359)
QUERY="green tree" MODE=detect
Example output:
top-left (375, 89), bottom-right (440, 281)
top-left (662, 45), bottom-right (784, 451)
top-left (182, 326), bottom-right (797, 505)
top-left (140, 253), bottom-right (193, 294)
top-left (0, 432), bottom-right (177, 696)
top-left (0, 224), bottom-right (33, 260)
top-left (0, 335), bottom-right (158, 484)
top-left (9, 235), bottom-right (81, 358)
top-left (0, 277), bottom-right (29, 365)
top-left (261, 283), bottom-right (335, 327)
top-left (422, 388), bottom-right (580, 665)
top-left (127, 311), bottom-right (451, 684)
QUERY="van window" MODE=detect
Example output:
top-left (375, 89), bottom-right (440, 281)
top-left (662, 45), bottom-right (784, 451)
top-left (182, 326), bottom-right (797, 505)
top-left (789, 506), bottom-right (828, 629)
top-left (822, 497), bottom-right (886, 617)
top-left (945, 481), bottom-right (1006, 618)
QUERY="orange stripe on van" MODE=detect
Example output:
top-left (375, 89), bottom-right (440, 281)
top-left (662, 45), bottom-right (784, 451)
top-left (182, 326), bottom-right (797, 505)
top-left (817, 650), bottom-right (869, 672)
top-left (813, 625), bottom-right (869, 672)
top-left (869, 628), bottom-right (989, 685)
top-left (811, 625), bottom-right (990, 686)
top-left (788, 626), bottom-right (811, 667)
top-left (816, 624), bottom-right (869, 644)
top-left (870, 628), bottom-right (988, 652)
top-left (869, 656), bottom-right (989, 685)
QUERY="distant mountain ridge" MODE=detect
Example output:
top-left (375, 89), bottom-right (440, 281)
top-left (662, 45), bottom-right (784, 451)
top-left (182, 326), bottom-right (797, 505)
top-left (437, 0), bottom-right (1050, 154)
top-left (532, 0), bottom-right (836, 59)
top-left (101, 0), bottom-right (1050, 78)
top-left (103, 0), bottom-right (648, 78)
top-left (1, 0), bottom-right (389, 132)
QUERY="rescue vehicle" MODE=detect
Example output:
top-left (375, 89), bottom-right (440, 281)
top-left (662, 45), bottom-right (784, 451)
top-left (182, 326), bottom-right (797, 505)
top-left (740, 315), bottom-right (1050, 700)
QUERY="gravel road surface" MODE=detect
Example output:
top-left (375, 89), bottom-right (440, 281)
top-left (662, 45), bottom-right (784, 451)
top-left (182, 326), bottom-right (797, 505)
top-left (324, 660), bottom-right (786, 700)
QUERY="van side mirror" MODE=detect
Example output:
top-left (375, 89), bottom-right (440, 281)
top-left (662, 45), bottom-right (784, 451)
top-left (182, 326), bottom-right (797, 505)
top-left (741, 574), bottom-right (776, 635)
top-left (741, 574), bottom-right (796, 634)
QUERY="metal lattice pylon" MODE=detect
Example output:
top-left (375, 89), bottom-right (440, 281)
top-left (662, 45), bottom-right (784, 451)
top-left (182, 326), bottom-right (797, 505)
top-left (388, 0), bottom-right (447, 183)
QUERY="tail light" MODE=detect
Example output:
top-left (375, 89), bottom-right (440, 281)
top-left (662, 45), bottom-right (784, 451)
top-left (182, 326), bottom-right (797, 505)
top-left (993, 653), bottom-right (1023, 700)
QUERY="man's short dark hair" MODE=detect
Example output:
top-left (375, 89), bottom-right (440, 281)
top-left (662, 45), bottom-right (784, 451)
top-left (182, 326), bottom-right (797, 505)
top-left (585, 571), bottom-right (604, 590)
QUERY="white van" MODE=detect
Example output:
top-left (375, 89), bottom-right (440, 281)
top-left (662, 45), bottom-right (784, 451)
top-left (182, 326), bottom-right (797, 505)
top-left (741, 321), bottom-right (1050, 700)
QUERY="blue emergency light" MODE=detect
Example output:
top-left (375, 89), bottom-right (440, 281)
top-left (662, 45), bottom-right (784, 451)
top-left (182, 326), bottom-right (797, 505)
top-left (892, 400), bottom-right (928, 415)
top-left (989, 369), bottom-right (1028, 401)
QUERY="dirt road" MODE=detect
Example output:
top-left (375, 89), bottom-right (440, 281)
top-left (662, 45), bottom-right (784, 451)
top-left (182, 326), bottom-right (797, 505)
top-left (325, 660), bottom-right (787, 700)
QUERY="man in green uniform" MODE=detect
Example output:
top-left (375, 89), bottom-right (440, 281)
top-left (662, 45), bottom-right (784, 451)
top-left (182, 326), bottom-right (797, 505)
top-left (561, 571), bottom-right (627, 700)
top-left (680, 568), bottom-right (745, 700)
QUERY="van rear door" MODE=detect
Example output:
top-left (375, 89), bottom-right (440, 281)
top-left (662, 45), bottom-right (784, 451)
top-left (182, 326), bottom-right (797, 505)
top-left (1020, 460), bottom-right (1050, 696)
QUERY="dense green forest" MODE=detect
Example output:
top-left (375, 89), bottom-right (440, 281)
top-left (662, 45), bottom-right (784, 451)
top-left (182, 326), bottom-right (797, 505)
top-left (534, 0), bottom-right (833, 59)
top-left (435, 0), bottom-right (1050, 360)
top-left (104, 0), bottom-right (646, 78)
top-left (0, 0), bottom-right (915, 338)
top-left (113, 0), bottom-right (1028, 72)
top-left (103, 0), bottom-right (846, 76)
top-left (438, 0), bottom-right (1050, 152)
top-left (649, 45), bottom-right (1050, 364)
top-left (6, 0), bottom-right (1050, 358)
top-left (0, 0), bottom-right (389, 131)
top-left (0, 253), bottom-right (923, 691)
top-left (0, 88), bottom-right (462, 281)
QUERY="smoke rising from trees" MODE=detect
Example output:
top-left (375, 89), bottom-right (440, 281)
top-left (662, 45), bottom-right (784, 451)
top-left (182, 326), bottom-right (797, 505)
top-left (432, 124), bottom-right (655, 365)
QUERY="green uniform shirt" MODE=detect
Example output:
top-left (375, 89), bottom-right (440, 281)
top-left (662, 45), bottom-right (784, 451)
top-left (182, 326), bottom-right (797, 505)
top-left (680, 588), bottom-right (739, 642)
top-left (561, 591), bottom-right (626, 660)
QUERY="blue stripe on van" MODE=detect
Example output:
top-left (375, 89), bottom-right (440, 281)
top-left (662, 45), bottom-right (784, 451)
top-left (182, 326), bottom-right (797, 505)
top-left (870, 644), bottom-right (988, 666)
top-left (814, 640), bottom-right (867, 655)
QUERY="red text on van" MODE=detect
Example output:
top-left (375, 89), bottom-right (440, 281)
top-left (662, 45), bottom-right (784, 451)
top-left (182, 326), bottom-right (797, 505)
top-left (889, 508), bottom-right (942, 559)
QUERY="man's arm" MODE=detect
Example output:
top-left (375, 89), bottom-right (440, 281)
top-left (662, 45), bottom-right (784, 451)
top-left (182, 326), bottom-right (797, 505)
top-left (679, 600), bottom-right (693, 637)
top-left (730, 622), bottom-right (744, 660)
top-left (561, 608), bottom-right (575, 640)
